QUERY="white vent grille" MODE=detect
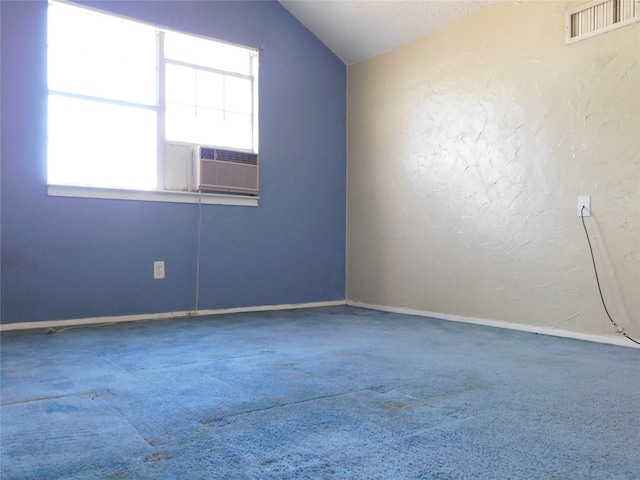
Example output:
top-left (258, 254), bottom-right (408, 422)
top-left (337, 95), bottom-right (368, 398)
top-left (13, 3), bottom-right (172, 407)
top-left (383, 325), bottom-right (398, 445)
top-left (566, 0), bottom-right (639, 44)
top-left (194, 147), bottom-right (259, 195)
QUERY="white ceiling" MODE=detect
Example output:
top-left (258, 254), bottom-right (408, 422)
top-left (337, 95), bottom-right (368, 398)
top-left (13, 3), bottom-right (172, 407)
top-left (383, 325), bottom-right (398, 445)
top-left (279, 0), bottom-right (500, 65)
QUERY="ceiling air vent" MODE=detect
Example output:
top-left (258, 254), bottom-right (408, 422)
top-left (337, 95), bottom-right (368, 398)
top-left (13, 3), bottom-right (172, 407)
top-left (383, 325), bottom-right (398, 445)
top-left (566, 0), bottom-right (639, 44)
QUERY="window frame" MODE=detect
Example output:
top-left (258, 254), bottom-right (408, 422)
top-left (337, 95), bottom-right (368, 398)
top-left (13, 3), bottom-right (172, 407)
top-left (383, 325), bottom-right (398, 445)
top-left (46, 1), bottom-right (259, 207)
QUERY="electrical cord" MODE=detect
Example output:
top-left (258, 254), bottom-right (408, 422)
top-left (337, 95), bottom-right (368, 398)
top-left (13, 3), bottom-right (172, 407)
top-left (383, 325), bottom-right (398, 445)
top-left (581, 205), bottom-right (640, 345)
top-left (48, 194), bottom-right (206, 335)
top-left (45, 202), bottom-right (639, 344)
top-left (45, 316), bottom-right (157, 334)
top-left (47, 322), bottom-right (119, 334)
top-left (45, 313), bottom-right (198, 334)
top-left (194, 189), bottom-right (204, 313)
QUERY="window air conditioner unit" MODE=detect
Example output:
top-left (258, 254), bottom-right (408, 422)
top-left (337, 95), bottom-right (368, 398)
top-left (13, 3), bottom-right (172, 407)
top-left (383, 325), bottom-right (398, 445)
top-left (193, 146), bottom-right (259, 195)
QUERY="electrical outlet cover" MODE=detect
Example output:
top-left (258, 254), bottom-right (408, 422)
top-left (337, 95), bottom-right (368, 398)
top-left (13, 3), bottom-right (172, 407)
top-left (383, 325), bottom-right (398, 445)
top-left (154, 261), bottom-right (165, 279)
top-left (578, 196), bottom-right (590, 216)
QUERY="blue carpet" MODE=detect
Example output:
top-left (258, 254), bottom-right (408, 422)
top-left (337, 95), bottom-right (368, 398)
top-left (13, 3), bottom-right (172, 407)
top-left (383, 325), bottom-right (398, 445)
top-left (1, 306), bottom-right (638, 479)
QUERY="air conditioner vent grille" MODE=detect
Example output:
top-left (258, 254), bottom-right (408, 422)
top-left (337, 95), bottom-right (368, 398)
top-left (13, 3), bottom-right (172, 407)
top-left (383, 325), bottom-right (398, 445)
top-left (566, 0), bottom-right (639, 44)
top-left (198, 147), bottom-right (258, 165)
top-left (194, 146), bottom-right (259, 195)
top-left (215, 149), bottom-right (258, 165)
top-left (200, 160), bottom-right (258, 193)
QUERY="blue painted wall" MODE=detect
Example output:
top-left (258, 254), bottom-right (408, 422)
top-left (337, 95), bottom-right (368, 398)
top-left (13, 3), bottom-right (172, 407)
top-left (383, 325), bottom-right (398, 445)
top-left (0, 0), bottom-right (346, 324)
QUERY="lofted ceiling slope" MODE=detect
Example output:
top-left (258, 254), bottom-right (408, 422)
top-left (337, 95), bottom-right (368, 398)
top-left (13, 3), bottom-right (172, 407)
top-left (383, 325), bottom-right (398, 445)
top-left (279, 0), bottom-right (500, 65)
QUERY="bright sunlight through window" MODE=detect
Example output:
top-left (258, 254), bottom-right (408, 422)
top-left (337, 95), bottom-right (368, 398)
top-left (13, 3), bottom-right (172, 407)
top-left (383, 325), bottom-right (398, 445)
top-left (47, 1), bottom-right (258, 191)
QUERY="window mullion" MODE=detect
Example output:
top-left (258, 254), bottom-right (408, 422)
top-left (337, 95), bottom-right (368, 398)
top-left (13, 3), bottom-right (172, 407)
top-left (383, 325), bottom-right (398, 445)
top-left (48, 90), bottom-right (157, 111)
top-left (157, 30), bottom-right (166, 190)
top-left (165, 59), bottom-right (252, 80)
top-left (251, 52), bottom-right (259, 153)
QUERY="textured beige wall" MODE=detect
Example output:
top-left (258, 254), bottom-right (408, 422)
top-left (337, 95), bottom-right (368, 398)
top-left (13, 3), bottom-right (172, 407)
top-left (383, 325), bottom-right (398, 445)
top-left (347, 0), bottom-right (639, 338)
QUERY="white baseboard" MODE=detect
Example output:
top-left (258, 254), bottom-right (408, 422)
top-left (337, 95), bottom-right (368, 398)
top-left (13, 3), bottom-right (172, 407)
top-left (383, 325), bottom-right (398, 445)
top-left (0, 300), bottom-right (347, 332)
top-left (347, 301), bottom-right (640, 349)
top-left (4, 299), bottom-right (637, 349)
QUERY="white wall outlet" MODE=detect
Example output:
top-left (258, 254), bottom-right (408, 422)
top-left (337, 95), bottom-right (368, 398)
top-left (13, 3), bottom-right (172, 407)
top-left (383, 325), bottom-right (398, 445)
top-left (577, 196), bottom-right (590, 216)
top-left (154, 261), bottom-right (165, 279)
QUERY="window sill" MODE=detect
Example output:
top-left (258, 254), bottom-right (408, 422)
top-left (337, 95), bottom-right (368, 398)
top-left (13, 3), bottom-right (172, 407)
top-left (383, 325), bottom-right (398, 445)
top-left (47, 184), bottom-right (259, 207)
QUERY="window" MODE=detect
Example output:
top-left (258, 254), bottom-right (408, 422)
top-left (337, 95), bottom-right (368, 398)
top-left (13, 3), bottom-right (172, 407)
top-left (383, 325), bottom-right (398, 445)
top-left (164, 33), bottom-right (255, 149)
top-left (47, 1), bottom-right (258, 202)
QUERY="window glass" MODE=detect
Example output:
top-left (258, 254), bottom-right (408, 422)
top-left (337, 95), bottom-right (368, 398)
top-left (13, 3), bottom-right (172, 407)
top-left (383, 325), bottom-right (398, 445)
top-left (225, 77), bottom-right (252, 114)
top-left (197, 70), bottom-right (224, 110)
top-left (165, 65), bottom-right (253, 148)
top-left (48, 96), bottom-right (157, 189)
top-left (165, 103), bottom-right (198, 144)
top-left (48, 3), bottom-right (156, 106)
top-left (222, 113), bottom-right (253, 150)
top-left (165, 31), bottom-right (252, 75)
top-left (196, 108), bottom-right (225, 145)
top-left (165, 64), bottom-right (196, 105)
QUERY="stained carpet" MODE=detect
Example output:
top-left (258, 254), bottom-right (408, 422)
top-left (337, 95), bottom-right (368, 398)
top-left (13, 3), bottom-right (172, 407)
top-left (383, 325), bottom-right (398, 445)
top-left (1, 306), bottom-right (638, 479)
